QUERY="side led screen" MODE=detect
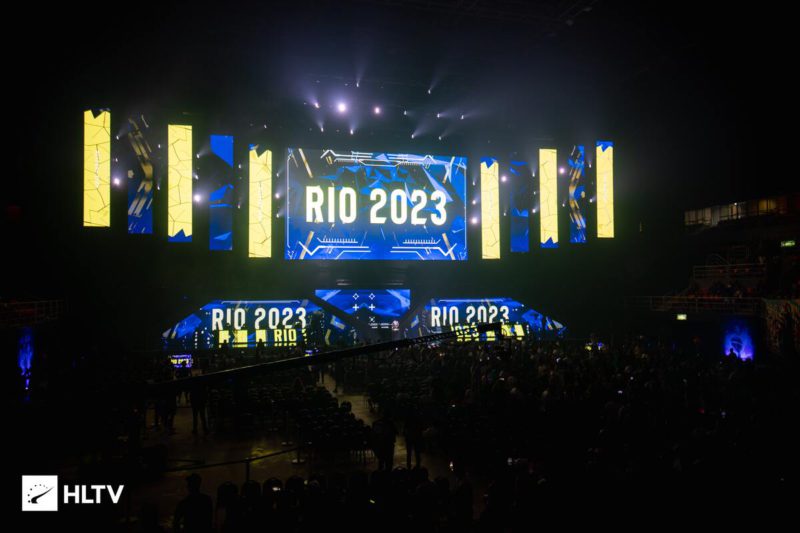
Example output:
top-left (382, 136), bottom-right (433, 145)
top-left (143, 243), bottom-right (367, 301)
top-left (248, 146), bottom-right (272, 258)
top-left (83, 110), bottom-right (111, 227)
top-left (208, 134), bottom-right (235, 251)
top-left (480, 158), bottom-right (500, 259)
top-left (568, 145), bottom-right (587, 243)
top-left (539, 148), bottom-right (558, 248)
top-left (596, 141), bottom-right (614, 238)
top-left (508, 159), bottom-right (533, 253)
top-left (125, 116), bottom-right (159, 234)
top-left (167, 125), bottom-right (193, 242)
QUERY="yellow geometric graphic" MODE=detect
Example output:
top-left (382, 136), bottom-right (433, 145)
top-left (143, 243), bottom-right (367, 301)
top-left (168, 125), bottom-right (193, 241)
top-left (596, 142), bottom-right (615, 238)
top-left (480, 159), bottom-right (500, 259)
top-left (249, 147), bottom-right (272, 258)
top-left (218, 330), bottom-right (230, 347)
top-left (539, 148), bottom-right (558, 247)
top-left (234, 329), bottom-right (248, 347)
top-left (83, 110), bottom-right (111, 227)
top-left (255, 329), bottom-right (267, 344)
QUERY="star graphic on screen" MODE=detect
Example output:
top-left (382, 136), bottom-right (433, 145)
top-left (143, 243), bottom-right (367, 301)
top-left (368, 304), bottom-right (376, 311)
top-left (353, 293), bottom-right (359, 300)
top-left (352, 304), bottom-right (359, 311)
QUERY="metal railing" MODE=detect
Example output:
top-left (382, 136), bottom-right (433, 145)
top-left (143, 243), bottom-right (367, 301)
top-left (165, 447), bottom-right (303, 482)
top-left (627, 296), bottom-right (762, 315)
top-left (0, 299), bottom-right (64, 327)
top-left (692, 263), bottom-right (765, 280)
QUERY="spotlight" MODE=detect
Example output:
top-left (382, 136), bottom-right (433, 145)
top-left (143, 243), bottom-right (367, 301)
top-left (157, 144), bottom-right (161, 149)
top-left (436, 112), bottom-right (441, 118)
top-left (193, 194), bottom-right (201, 203)
top-left (411, 134), bottom-right (415, 139)
top-left (313, 102), bottom-right (320, 109)
top-left (337, 102), bottom-right (347, 113)
top-left (460, 114), bottom-right (465, 120)
top-left (275, 193), bottom-right (281, 199)
top-left (501, 175), bottom-right (507, 182)
top-left (374, 106), bottom-right (381, 115)
top-left (349, 129), bottom-right (354, 135)
top-left (471, 216), bottom-right (479, 225)
top-left (112, 177), bottom-right (120, 186)
top-left (427, 88), bottom-right (432, 94)
top-left (320, 126), bottom-right (324, 132)
top-left (403, 110), bottom-right (408, 116)
top-left (356, 81), bottom-right (360, 88)
top-left (438, 136), bottom-right (442, 141)
top-left (559, 167), bottom-right (565, 174)
top-left (196, 154), bottom-right (200, 159)
top-left (472, 199), bottom-right (477, 205)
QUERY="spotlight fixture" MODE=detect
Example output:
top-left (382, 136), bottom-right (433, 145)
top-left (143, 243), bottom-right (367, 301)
top-left (112, 177), bottom-right (120, 186)
top-left (374, 106), bottom-right (381, 115)
top-left (411, 134), bottom-right (415, 139)
top-left (438, 135), bottom-right (442, 141)
top-left (403, 110), bottom-right (408, 116)
top-left (460, 114), bottom-right (465, 120)
top-left (337, 102), bottom-right (347, 113)
top-left (436, 112), bottom-right (441, 118)
top-left (193, 194), bottom-right (201, 203)
top-left (349, 129), bottom-right (354, 135)
top-left (559, 167), bottom-right (565, 175)
top-left (313, 102), bottom-right (320, 109)
top-left (501, 175), bottom-right (507, 182)
top-left (471, 216), bottom-right (479, 225)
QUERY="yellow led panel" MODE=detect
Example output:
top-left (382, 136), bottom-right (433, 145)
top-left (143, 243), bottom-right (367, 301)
top-left (596, 141), bottom-right (614, 238)
top-left (168, 125), bottom-right (193, 241)
top-left (539, 148), bottom-right (558, 248)
top-left (480, 159), bottom-right (500, 259)
top-left (249, 147), bottom-right (272, 257)
top-left (83, 110), bottom-right (111, 227)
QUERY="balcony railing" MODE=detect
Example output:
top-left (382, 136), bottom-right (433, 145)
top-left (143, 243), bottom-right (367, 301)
top-left (627, 296), bottom-right (762, 315)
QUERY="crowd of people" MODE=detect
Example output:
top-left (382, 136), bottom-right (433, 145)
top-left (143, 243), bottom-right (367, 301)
top-left (18, 330), bottom-right (799, 530)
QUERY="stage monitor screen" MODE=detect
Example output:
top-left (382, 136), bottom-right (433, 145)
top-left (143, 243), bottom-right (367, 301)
top-left (315, 289), bottom-right (411, 329)
top-left (285, 149), bottom-right (467, 260)
top-left (163, 300), bottom-right (324, 349)
top-left (417, 297), bottom-right (566, 341)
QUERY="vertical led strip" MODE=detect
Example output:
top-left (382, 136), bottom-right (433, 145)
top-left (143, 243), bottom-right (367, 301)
top-left (596, 141), bottom-right (614, 238)
top-left (83, 110), bottom-right (111, 227)
top-left (167, 125), bottom-right (193, 242)
top-left (480, 158), bottom-right (500, 259)
top-left (249, 147), bottom-right (272, 258)
top-left (539, 148), bottom-right (558, 248)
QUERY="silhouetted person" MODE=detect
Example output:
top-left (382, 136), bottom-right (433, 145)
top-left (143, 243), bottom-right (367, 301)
top-left (190, 383), bottom-right (209, 435)
top-left (373, 417), bottom-right (397, 471)
top-left (404, 415), bottom-right (424, 469)
top-left (173, 473), bottom-right (212, 533)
